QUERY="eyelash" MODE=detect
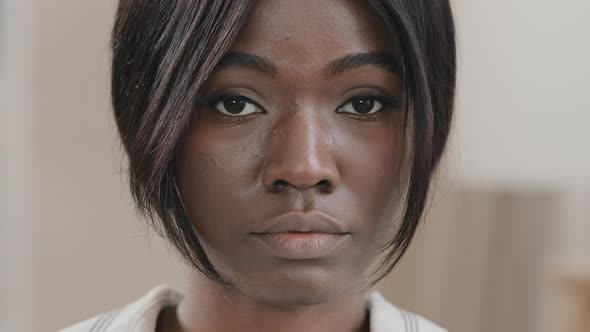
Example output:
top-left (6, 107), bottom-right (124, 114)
top-left (336, 91), bottom-right (400, 122)
top-left (201, 91), bottom-right (400, 123)
top-left (202, 92), bottom-right (262, 122)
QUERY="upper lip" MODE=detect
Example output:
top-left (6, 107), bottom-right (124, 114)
top-left (252, 211), bottom-right (348, 234)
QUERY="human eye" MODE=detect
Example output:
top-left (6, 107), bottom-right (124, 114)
top-left (204, 92), bottom-right (264, 118)
top-left (336, 91), bottom-right (400, 122)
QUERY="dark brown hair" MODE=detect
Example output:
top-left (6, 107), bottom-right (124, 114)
top-left (111, 0), bottom-right (456, 285)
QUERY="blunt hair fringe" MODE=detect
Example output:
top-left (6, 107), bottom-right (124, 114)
top-left (111, 0), bottom-right (456, 286)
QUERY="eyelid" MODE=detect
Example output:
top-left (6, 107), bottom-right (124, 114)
top-left (202, 91), bottom-right (263, 110)
top-left (199, 91), bottom-right (266, 123)
top-left (199, 89), bottom-right (400, 117)
top-left (336, 90), bottom-right (401, 112)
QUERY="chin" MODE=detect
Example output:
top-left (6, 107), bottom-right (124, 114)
top-left (238, 263), bottom-right (360, 307)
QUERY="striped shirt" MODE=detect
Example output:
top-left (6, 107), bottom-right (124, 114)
top-left (60, 285), bottom-right (447, 332)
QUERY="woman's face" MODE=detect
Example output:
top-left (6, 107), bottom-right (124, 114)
top-left (177, 0), bottom-right (405, 305)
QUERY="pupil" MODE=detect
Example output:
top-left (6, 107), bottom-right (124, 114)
top-left (224, 98), bottom-right (246, 114)
top-left (352, 98), bottom-right (374, 114)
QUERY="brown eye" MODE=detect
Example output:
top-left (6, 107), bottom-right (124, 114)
top-left (352, 98), bottom-right (375, 114)
top-left (213, 96), bottom-right (261, 117)
top-left (339, 97), bottom-right (383, 115)
top-left (223, 98), bottom-right (246, 114)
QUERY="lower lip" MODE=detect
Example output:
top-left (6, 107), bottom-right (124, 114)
top-left (251, 232), bottom-right (349, 259)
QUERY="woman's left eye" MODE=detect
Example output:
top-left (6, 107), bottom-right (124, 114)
top-left (338, 97), bottom-right (384, 115)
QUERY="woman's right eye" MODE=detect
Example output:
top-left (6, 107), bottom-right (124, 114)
top-left (211, 95), bottom-right (262, 117)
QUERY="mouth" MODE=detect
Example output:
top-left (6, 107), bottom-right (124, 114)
top-left (249, 211), bottom-right (351, 259)
top-left (252, 210), bottom-right (348, 234)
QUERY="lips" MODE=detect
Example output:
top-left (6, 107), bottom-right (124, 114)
top-left (249, 211), bottom-right (351, 259)
top-left (251, 211), bottom-right (348, 235)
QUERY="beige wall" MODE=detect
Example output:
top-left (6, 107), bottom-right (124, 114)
top-left (1, 1), bottom-right (589, 331)
top-left (376, 189), bottom-right (567, 332)
top-left (31, 1), bottom-right (186, 331)
top-left (1, 1), bottom-right (186, 331)
top-left (1, 1), bottom-right (36, 331)
top-left (450, 0), bottom-right (590, 188)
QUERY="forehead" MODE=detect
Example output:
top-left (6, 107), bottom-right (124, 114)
top-left (229, 0), bottom-right (395, 70)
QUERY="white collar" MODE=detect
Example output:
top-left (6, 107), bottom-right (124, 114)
top-left (61, 285), bottom-right (447, 332)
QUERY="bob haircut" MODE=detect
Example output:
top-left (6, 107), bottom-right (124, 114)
top-left (111, 0), bottom-right (456, 286)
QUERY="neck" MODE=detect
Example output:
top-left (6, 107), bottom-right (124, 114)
top-left (159, 271), bottom-right (370, 332)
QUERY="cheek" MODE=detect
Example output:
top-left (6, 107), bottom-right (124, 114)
top-left (175, 126), bottom-right (259, 248)
top-left (337, 118), bottom-right (406, 247)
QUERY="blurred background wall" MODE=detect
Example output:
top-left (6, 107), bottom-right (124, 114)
top-left (0, 0), bottom-right (588, 331)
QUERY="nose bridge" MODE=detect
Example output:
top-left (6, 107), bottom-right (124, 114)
top-left (262, 106), bottom-right (339, 192)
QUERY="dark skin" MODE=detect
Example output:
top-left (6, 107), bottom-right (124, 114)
top-left (158, 0), bottom-right (406, 331)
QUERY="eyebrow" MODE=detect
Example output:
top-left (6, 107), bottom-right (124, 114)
top-left (214, 51), bottom-right (400, 77)
top-left (214, 52), bottom-right (278, 77)
top-left (324, 53), bottom-right (400, 76)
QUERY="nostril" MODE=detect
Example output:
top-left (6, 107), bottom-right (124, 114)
top-left (271, 179), bottom-right (331, 192)
top-left (317, 179), bottom-right (330, 190)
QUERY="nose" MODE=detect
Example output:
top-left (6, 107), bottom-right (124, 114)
top-left (261, 110), bottom-right (340, 193)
